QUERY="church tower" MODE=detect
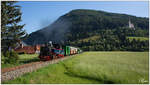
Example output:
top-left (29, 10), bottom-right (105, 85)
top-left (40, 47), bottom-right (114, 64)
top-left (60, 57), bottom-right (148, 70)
top-left (128, 18), bottom-right (135, 30)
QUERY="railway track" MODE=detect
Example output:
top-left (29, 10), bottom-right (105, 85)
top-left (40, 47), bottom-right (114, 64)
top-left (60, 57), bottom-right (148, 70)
top-left (1, 56), bottom-right (74, 82)
top-left (2, 61), bottom-right (43, 73)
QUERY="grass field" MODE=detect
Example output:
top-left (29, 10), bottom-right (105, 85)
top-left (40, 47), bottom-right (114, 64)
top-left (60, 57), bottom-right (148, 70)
top-left (127, 37), bottom-right (149, 41)
top-left (79, 35), bottom-right (100, 42)
top-left (2, 52), bottom-right (149, 84)
top-left (2, 54), bottom-right (39, 68)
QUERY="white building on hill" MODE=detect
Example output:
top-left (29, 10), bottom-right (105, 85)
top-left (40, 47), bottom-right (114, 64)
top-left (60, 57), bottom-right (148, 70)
top-left (128, 18), bottom-right (135, 30)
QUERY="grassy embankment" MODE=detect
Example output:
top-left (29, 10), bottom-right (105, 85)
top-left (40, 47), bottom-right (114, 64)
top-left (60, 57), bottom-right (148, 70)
top-left (127, 37), bottom-right (149, 41)
top-left (3, 52), bottom-right (149, 84)
top-left (2, 54), bottom-right (39, 68)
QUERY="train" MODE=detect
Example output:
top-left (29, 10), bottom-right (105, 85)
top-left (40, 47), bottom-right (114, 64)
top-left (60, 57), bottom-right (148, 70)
top-left (39, 41), bottom-right (82, 61)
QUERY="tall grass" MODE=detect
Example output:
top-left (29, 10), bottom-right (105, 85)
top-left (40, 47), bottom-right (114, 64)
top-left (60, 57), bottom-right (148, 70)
top-left (64, 52), bottom-right (149, 84)
top-left (3, 52), bottom-right (149, 84)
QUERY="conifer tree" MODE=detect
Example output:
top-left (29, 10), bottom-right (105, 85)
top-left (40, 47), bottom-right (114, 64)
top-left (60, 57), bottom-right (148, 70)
top-left (1, 1), bottom-right (27, 53)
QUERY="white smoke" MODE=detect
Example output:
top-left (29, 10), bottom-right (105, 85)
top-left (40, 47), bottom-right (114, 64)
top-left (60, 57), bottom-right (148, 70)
top-left (39, 17), bottom-right (71, 44)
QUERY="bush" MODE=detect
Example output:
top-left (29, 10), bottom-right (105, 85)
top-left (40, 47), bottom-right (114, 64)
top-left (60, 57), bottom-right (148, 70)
top-left (3, 51), bottom-right (19, 64)
top-left (1, 52), bottom-right (5, 64)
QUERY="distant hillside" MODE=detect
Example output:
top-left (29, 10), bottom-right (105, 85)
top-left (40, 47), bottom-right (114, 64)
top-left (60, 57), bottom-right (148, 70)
top-left (24, 9), bottom-right (149, 51)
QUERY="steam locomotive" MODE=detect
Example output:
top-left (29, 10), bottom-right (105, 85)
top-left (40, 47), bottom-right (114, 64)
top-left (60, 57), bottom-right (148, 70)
top-left (39, 41), bottom-right (82, 61)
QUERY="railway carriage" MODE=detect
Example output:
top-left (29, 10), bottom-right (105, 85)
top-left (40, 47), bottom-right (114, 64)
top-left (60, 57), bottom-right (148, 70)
top-left (63, 46), bottom-right (70, 56)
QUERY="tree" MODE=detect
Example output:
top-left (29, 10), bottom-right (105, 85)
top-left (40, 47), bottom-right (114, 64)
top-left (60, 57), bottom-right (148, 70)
top-left (1, 1), bottom-right (27, 53)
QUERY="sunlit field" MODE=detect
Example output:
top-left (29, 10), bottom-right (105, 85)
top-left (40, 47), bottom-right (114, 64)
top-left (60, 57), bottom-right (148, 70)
top-left (3, 52), bottom-right (149, 84)
top-left (127, 37), bottom-right (149, 41)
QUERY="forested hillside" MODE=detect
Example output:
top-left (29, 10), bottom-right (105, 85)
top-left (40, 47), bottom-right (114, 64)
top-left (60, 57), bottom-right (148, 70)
top-left (24, 9), bottom-right (149, 51)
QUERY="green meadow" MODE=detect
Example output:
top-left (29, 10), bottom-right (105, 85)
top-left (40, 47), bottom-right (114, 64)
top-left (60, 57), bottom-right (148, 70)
top-left (3, 52), bottom-right (149, 84)
top-left (2, 54), bottom-right (39, 68)
top-left (127, 37), bottom-right (149, 41)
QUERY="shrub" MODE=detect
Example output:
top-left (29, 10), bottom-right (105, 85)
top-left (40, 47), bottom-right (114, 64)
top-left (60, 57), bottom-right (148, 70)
top-left (1, 52), bottom-right (5, 64)
top-left (3, 50), bottom-right (19, 64)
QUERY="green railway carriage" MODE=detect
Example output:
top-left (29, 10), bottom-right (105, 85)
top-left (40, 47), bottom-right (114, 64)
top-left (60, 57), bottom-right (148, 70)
top-left (63, 46), bottom-right (82, 56)
top-left (66, 46), bottom-right (70, 55)
top-left (63, 46), bottom-right (70, 56)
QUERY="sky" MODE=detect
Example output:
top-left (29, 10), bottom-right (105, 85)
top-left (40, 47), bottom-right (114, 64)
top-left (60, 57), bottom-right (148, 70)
top-left (16, 1), bottom-right (149, 34)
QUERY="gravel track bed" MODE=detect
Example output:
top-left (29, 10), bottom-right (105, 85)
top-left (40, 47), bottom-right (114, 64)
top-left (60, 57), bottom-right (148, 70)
top-left (1, 56), bottom-right (74, 82)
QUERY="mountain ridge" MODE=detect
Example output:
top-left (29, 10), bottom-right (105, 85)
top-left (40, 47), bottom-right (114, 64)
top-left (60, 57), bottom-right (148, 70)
top-left (24, 9), bottom-right (149, 48)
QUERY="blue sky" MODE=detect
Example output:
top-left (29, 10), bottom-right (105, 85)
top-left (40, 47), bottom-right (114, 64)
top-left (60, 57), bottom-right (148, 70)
top-left (16, 1), bottom-right (149, 34)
